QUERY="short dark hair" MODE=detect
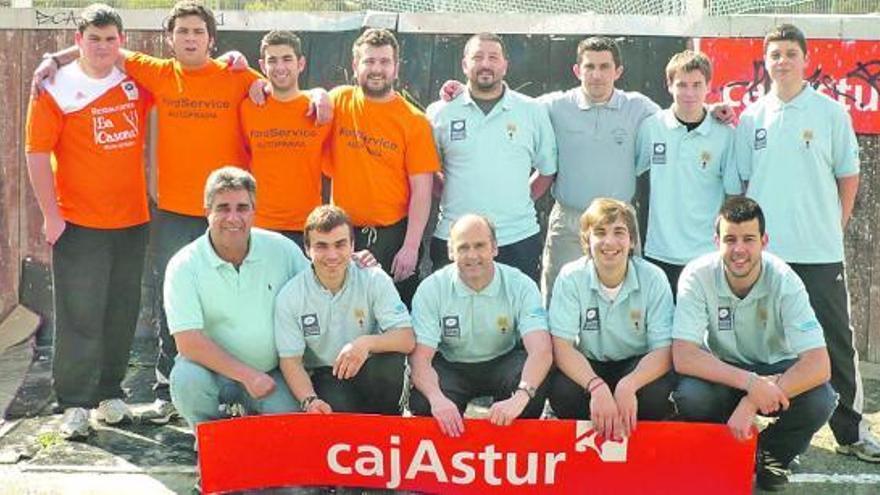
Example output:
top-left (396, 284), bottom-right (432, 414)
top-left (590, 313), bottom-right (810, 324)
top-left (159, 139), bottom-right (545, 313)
top-left (764, 23), bottom-right (807, 56)
top-left (352, 28), bottom-right (399, 61)
top-left (716, 196), bottom-right (766, 236)
top-left (77, 3), bottom-right (123, 34)
top-left (204, 166), bottom-right (256, 209)
top-left (464, 32), bottom-right (507, 60)
top-left (260, 30), bottom-right (303, 59)
top-left (665, 50), bottom-right (712, 86)
top-left (576, 36), bottom-right (622, 67)
top-left (304, 205), bottom-right (354, 249)
top-left (164, 1), bottom-right (217, 42)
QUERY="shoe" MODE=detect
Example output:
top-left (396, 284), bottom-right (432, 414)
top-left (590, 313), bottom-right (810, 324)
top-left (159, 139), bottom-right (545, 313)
top-left (788, 454), bottom-right (802, 473)
top-left (59, 407), bottom-right (92, 440)
top-left (836, 430), bottom-right (880, 463)
top-left (140, 398), bottom-right (180, 425)
top-left (756, 450), bottom-right (789, 491)
top-left (96, 398), bottom-right (133, 425)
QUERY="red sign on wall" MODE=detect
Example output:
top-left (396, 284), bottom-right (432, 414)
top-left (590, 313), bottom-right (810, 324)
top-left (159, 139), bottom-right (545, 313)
top-left (197, 414), bottom-right (757, 494)
top-left (698, 38), bottom-right (880, 134)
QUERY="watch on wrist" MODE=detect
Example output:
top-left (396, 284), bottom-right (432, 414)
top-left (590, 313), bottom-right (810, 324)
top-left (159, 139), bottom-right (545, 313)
top-left (301, 395), bottom-right (319, 410)
top-left (516, 381), bottom-right (537, 400)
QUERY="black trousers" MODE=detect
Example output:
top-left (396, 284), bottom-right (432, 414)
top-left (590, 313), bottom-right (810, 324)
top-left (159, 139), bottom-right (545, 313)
top-left (673, 359), bottom-right (837, 465)
top-left (430, 231), bottom-right (542, 283)
top-left (52, 222), bottom-right (148, 408)
top-left (354, 217), bottom-right (421, 308)
top-left (548, 355), bottom-right (674, 420)
top-left (790, 262), bottom-right (864, 445)
top-left (311, 353), bottom-right (407, 414)
top-left (409, 349), bottom-right (547, 418)
top-left (152, 209), bottom-right (208, 401)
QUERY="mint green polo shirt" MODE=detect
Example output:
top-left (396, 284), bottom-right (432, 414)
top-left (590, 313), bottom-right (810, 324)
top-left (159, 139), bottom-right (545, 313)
top-left (542, 87), bottom-right (659, 210)
top-left (636, 107), bottom-right (742, 265)
top-left (164, 228), bottom-right (310, 372)
top-left (427, 87), bottom-right (557, 246)
top-left (412, 262), bottom-right (548, 363)
top-left (735, 86), bottom-right (860, 263)
top-left (673, 252), bottom-right (826, 365)
top-left (274, 262), bottom-right (412, 369)
top-left (549, 256), bottom-right (673, 361)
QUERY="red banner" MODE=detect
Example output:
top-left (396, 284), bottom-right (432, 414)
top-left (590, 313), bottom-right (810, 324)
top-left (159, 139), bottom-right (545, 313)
top-left (698, 38), bottom-right (880, 134)
top-left (197, 414), bottom-right (757, 494)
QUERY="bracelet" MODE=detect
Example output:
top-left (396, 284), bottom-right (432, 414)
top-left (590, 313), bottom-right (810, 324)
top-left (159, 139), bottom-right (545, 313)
top-left (588, 379), bottom-right (607, 394)
top-left (300, 395), bottom-right (319, 410)
top-left (744, 372), bottom-right (758, 392)
top-left (585, 375), bottom-right (602, 392)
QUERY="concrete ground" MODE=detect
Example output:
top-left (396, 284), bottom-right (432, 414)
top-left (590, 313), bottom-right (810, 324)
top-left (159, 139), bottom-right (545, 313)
top-left (1, 332), bottom-right (879, 494)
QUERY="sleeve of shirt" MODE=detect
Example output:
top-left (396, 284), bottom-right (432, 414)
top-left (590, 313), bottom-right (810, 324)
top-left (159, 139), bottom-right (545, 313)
top-left (548, 268), bottom-right (580, 341)
top-left (513, 272), bottom-right (549, 337)
top-left (734, 114), bottom-right (754, 182)
top-left (531, 102), bottom-right (558, 176)
top-left (321, 89), bottom-right (346, 178)
top-left (285, 241), bottom-right (310, 280)
top-left (369, 268), bottom-right (413, 332)
top-left (779, 272), bottom-right (827, 354)
top-left (636, 94), bottom-right (661, 123)
top-left (720, 126), bottom-right (743, 194)
top-left (412, 277), bottom-right (442, 348)
top-left (123, 52), bottom-right (170, 93)
top-left (672, 265), bottom-right (709, 345)
top-left (404, 113), bottom-right (442, 176)
top-left (644, 264), bottom-right (674, 350)
top-left (163, 252), bottom-right (204, 334)
top-left (634, 117), bottom-right (652, 176)
top-left (274, 280), bottom-right (306, 358)
top-left (830, 104), bottom-right (860, 178)
top-left (239, 99), bottom-right (253, 155)
top-left (25, 93), bottom-right (62, 153)
top-left (425, 101), bottom-right (446, 162)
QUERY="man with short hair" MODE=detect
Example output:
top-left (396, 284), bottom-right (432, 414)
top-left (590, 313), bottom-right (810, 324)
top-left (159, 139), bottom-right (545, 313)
top-left (734, 23), bottom-right (876, 462)
top-left (325, 28), bottom-right (440, 306)
top-left (409, 214), bottom-right (553, 437)
top-left (426, 32), bottom-right (557, 282)
top-left (26, 3), bottom-right (151, 439)
top-left (672, 196), bottom-right (836, 490)
top-left (241, 30), bottom-right (330, 249)
top-left (636, 50), bottom-right (741, 295)
top-left (165, 167), bottom-right (309, 428)
top-left (275, 205), bottom-right (415, 415)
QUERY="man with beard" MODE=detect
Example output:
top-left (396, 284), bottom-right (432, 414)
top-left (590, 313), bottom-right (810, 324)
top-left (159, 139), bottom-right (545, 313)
top-left (324, 28), bottom-right (440, 307)
top-left (426, 32), bottom-right (557, 282)
top-left (672, 196), bottom-right (835, 491)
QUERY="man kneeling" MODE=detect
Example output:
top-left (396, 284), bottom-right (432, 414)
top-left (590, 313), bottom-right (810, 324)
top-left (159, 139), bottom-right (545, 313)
top-left (275, 205), bottom-right (415, 414)
top-left (672, 197), bottom-right (836, 491)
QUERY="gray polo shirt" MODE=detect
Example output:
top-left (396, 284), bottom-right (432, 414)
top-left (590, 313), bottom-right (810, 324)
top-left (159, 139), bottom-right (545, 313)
top-left (542, 87), bottom-right (659, 210)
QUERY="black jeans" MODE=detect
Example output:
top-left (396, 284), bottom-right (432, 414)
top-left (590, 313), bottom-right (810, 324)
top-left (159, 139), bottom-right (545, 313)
top-left (673, 359), bottom-right (837, 465)
top-left (354, 217), bottom-right (421, 308)
top-left (409, 349), bottom-right (547, 418)
top-left (548, 355), bottom-right (674, 420)
top-left (430, 231), bottom-right (542, 283)
top-left (52, 222), bottom-right (148, 408)
top-left (311, 353), bottom-right (407, 414)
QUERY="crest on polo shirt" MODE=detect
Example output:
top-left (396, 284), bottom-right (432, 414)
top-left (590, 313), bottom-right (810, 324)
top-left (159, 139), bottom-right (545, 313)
top-left (717, 307), bottom-right (733, 331)
top-left (630, 309), bottom-right (642, 332)
top-left (442, 315), bottom-right (461, 338)
top-left (121, 81), bottom-right (139, 101)
top-left (700, 151), bottom-right (711, 169)
top-left (582, 307), bottom-right (600, 331)
top-left (301, 313), bottom-right (321, 336)
top-left (611, 127), bottom-right (627, 145)
top-left (651, 142), bottom-right (667, 164)
top-left (450, 119), bottom-right (467, 141)
top-left (497, 315), bottom-right (511, 334)
top-left (754, 128), bottom-right (767, 150)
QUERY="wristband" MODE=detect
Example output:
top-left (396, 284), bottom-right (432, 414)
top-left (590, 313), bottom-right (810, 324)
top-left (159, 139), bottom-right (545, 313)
top-left (301, 395), bottom-right (319, 410)
top-left (585, 375), bottom-right (602, 392)
top-left (588, 379), bottom-right (607, 394)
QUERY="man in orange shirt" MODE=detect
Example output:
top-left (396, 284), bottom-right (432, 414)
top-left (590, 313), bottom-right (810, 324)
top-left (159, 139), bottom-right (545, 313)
top-left (26, 4), bottom-right (151, 439)
top-left (240, 30), bottom-right (330, 249)
top-left (326, 28), bottom-right (440, 305)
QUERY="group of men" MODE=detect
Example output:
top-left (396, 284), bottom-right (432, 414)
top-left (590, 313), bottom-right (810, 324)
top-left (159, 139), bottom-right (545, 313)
top-left (24, 0), bottom-right (876, 491)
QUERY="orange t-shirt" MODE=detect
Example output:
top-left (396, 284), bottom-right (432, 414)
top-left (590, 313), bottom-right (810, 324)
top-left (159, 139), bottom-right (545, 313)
top-left (26, 64), bottom-right (151, 229)
top-left (124, 53), bottom-right (258, 216)
top-left (240, 94), bottom-right (330, 231)
top-left (325, 86), bottom-right (440, 227)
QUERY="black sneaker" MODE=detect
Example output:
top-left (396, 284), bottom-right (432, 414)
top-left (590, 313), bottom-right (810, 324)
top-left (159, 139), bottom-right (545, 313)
top-left (756, 450), bottom-right (790, 491)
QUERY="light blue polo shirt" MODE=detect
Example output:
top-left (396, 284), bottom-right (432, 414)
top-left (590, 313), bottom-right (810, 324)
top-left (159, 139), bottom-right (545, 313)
top-left (427, 87), bottom-right (557, 246)
top-left (550, 256), bottom-right (673, 362)
top-left (274, 262), bottom-right (411, 369)
top-left (673, 251), bottom-right (826, 366)
top-left (164, 228), bottom-right (310, 372)
top-left (735, 85), bottom-right (860, 263)
top-left (412, 262), bottom-right (548, 363)
top-left (636, 107), bottom-right (742, 265)
top-left (542, 87), bottom-right (659, 210)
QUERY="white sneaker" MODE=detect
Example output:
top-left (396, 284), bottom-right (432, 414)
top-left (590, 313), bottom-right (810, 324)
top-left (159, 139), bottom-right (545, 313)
top-left (140, 398), bottom-right (180, 425)
top-left (59, 407), bottom-right (92, 440)
top-left (96, 398), bottom-right (133, 425)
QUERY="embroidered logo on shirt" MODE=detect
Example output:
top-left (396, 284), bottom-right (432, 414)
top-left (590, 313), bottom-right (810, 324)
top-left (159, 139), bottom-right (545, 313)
top-left (630, 309), bottom-right (642, 332)
top-left (506, 122), bottom-right (517, 140)
top-left (651, 143), bottom-right (667, 164)
top-left (700, 151), bottom-right (711, 169)
top-left (802, 129), bottom-right (814, 149)
top-left (442, 315), bottom-right (461, 338)
top-left (754, 128), bottom-right (767, 150)
top-left (354, 308), bottom-right (366, 330)
top-left (302, 314), bottom-right (321, 336)
top-left (497, 315), bottom-right (510, 334)
top-left (582, 308), bottom-right (600, 331)
top-left (718, 307), bottom-right (733, 331)
top-left (450, 119), bottom-right (467, 141)
top-left (611, 128), bottom-right (627, 145)
top-left (121, 81), bottom-right (139, 101)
